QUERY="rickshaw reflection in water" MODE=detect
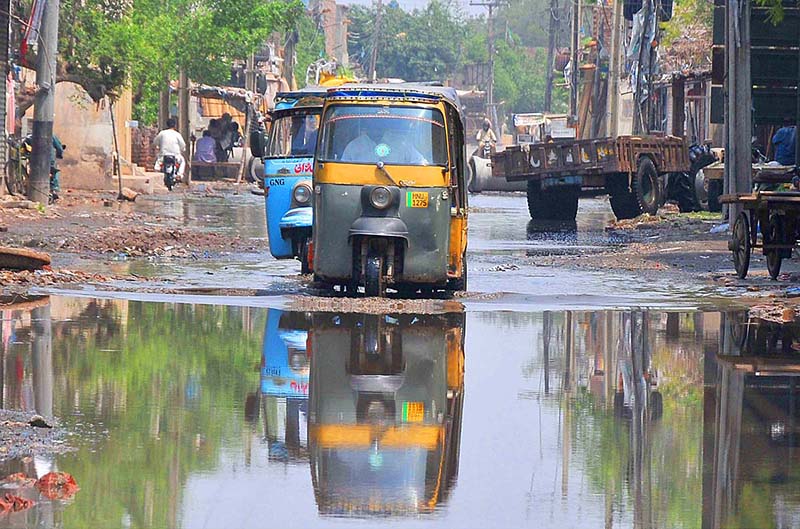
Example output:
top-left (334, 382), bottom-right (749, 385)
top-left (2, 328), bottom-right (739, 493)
top-left (311, 85), bottom-right (469, 297)
top-left (244, 310), bottom-right (311, 462)
top-left (308, 311), bottom-right (466, 516)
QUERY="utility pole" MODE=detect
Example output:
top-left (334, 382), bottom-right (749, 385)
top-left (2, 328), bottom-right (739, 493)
top-left (368, 0), bottom-right (383, 81)
top-left (178, 69), bottom-right (190, 184)
top-left (568, 0), bottom-right (580, 121)
top-left (606, 0), bottom-right (622, 137)
top-left (28, 0), bottom-right (60, 203)
top-left (543, 0), bottom-right (559, 112)
top-left (471, 0), bottom-right (506, 130)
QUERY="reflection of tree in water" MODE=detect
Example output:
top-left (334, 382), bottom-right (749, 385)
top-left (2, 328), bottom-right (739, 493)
top-left (539, 310), bottom-right (706, 529)
top-left (47, 301), bottom-right (266, 529)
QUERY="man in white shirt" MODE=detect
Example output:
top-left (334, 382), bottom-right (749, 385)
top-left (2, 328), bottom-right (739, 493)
top-left (154, 117), bottom-right (186, 177)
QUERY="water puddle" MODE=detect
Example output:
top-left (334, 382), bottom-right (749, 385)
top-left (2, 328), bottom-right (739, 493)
top-left (0, 295), bottom-right (798, 528)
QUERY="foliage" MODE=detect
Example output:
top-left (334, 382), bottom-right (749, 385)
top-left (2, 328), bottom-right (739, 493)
top-left (295, 12), bottom-right (328, 88)
top-left (661, 0), bottom-right (713, 46)
top-left (348, 0), bottom-right (567, 119)
top-left (42, 0), bottom-right (304, 124)
top-left (348, 0), bottom-right (466, 82)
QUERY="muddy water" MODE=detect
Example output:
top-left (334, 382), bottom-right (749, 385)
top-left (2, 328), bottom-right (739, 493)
top-left (0, 295), bottom-right (798, 528)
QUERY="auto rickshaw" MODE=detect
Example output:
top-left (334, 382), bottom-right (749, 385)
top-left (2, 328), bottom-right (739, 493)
top-left (251, 87), bottom-right (325, 273)
top-left (308, 311), bottom-right (465, 516)
top-left (244, 309), bottom-right (311, 461)
top-left (312, 84), bottom-right (469, 296)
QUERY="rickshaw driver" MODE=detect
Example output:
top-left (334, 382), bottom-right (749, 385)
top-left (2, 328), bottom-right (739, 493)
top-left (378, 118), bottom-right (429, 165)
top-left (341, 124), bottom-right (380, 162)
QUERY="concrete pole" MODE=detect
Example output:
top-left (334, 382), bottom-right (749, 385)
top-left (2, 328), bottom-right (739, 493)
top-left (724, 0), bottom-right (751, 221)
top-left (178, 69), bottom-right (190, 184)
top-left (606, 0), bottom-right (622, 137)
top-left (543, 0), bottom-right (558, 112)
top-left (368, 0), bottom-right (383, 81)
top-left (569, 0), bottom-right (580, 120)
top-left (28, 0), bottom-right (60, 204)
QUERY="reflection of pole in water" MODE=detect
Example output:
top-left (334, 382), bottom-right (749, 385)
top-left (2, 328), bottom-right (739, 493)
top-left (31, 305), bottom-right (53, 417)
top-left (543, 311), bottom-right (552, 395)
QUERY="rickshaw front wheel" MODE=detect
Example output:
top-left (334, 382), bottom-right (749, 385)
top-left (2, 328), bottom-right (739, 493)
top-left (364, 252), bottom-right (385, 297)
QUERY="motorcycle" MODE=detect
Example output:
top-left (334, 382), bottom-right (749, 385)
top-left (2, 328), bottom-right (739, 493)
top-left (161, 155), bottom-right (178, 191)
top-left (670, 142), bottom-right (718, 213)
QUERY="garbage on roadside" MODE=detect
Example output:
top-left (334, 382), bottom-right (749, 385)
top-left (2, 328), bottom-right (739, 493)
top-left (709, 223), bottom-right (729, 234)
top-left (0, 493), bottom-right (35, 513)
top-left (35, 472), bottom-right (79, 500)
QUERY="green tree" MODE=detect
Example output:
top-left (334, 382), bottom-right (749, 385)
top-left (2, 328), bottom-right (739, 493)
top-left (348, 0), bottom-right (466, 82)
top-left (14, 0), bottom-right (304, 123)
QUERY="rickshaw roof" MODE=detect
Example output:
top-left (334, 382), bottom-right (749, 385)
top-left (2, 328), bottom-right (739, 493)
top-left (324, 83), bottom-right (462, 112)
top-left (273, 86), bottom-right (328, 112)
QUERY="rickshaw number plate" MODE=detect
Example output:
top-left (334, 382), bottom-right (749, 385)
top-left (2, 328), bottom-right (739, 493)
top-left (407, 192), bottom-right (429, 208)
top-left (402, 401), bottom-right (424, 422)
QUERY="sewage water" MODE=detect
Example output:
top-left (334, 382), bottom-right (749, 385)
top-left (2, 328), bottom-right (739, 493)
top-left (0, 296), bottom-right (798, 529)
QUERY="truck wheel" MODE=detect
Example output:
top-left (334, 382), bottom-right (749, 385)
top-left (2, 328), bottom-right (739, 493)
top-left (609, 192), bottom-right (641, 220)
top-left (527, 181), bottom-right (579, 221)
top-left (707, 179), bottom-right (722, 212)
top-left (634, 156), bottom-right (661, 215)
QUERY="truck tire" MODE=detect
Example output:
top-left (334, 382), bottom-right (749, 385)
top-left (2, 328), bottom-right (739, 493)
top-left (634, 156), bottom-right (661, 215)
top-left (526, 180), bottom-right (579, 221)
top-left (707, 179), bottom-right (722, 212)
top-left (609, 191), bottom-right (641, 220)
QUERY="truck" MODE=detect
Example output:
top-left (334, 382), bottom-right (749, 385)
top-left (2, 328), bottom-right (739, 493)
top-left (492, 135), bottom-right (690, 221)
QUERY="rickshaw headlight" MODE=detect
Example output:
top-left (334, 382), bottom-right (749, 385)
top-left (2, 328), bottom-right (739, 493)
top-left (369, 186), bottom-right (392, 210)
top-left (293, 183), bottom-right (312, 205)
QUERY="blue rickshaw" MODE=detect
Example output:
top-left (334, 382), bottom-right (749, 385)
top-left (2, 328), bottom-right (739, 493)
top-left (252, 87), bottom-right (326, 273)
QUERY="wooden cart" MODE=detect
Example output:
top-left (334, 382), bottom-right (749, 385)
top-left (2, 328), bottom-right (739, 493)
top-left (721, 190), bottom-right (800, 279)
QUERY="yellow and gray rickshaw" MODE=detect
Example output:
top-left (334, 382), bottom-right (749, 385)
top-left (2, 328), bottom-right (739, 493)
top-left (308, 311), bottom-right (465, 516)
top-left (311, 84), bottom-right (469, 296)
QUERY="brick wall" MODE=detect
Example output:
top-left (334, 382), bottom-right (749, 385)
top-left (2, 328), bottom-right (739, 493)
top-left (131, 126), bottom-right (158, 169)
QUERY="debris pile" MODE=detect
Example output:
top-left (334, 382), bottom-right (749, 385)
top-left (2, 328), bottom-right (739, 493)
top-left (58, 226), bottom-right (258, 258)
top-left (0, 269), bottom-right (111, 287)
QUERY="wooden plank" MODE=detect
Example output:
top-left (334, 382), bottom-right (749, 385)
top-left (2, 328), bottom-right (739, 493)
top-left (0, 247), bottom-right (51, 271)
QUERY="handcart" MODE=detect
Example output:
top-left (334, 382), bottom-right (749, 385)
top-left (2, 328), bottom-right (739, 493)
top-left (722, 187), bottom-right (800, 280)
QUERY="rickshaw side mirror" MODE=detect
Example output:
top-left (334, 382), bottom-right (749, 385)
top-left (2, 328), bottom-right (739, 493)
top-left (250, 130), bottom-right (266, 158)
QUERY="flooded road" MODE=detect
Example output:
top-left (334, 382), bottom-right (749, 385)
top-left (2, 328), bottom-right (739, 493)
top-left (48, 192), bottom-right (724, 306)
top-left (1, 295), bottom-right (797, 528)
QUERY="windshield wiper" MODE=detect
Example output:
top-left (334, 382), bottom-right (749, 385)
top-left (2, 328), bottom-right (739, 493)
top-left (376, 161), bottom-right (401, 186)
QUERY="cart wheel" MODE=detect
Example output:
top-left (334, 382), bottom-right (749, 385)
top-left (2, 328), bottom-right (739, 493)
top-left (766, 214), bottom-right (784, 280)
top-left (732, 211), bottom-right (751, 279)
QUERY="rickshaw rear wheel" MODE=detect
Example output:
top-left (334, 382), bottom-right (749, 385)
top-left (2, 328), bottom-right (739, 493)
top-left (300, 238), bottom-right (311, 275)
top-left (732, 211), bottom-right (751, 279)
top-left (766, 214), bottom-right (784, 280)
top-left (364, 252), bottom-right (385, 297)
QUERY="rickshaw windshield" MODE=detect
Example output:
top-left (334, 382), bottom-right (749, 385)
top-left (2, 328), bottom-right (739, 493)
top-left (319, 105), bottom-right (448, 166)
top-left (267, 111), bottom-right (321, 157)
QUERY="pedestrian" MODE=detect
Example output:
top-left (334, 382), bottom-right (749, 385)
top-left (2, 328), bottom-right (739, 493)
top-left (772, 117), bottom-right (797, 166)
top-left (193, 130), bottom-right (217, 163)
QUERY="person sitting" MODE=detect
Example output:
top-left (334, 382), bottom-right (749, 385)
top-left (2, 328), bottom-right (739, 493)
top-left (194, 130), bottom-right (217, 163)
top-left (379, 123), bottom-right (428, 165)
top-left (773, 117), bottom-right (797, 166)
top-left (341, 129), bottom-right (378, 162)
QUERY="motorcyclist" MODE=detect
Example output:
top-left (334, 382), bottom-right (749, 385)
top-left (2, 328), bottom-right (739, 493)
top-left (475, 118), bottom-right (497, 157)
top-left (153, 117), bottom-right (186, 179)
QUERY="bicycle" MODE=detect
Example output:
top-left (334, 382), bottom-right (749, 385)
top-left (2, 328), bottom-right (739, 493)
top-left (5, 135), bottom-right (31, 196)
